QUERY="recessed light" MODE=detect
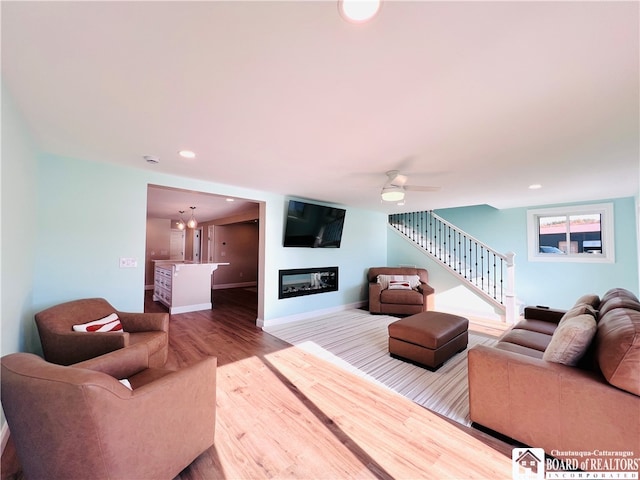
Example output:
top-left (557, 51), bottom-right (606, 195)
top-left (225, 198), bottom-right (235, 202)
top-left (338, 0), bottom-right (381, 24)
top-left (179, 150), bottom-right (196, 159)
top-left (528, 184), bottom-right (542, 190)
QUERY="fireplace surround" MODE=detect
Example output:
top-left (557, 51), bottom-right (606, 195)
top-left (279, 267), bottom-right (338, 299)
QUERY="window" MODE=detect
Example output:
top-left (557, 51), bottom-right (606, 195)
top-left (527, 203), bottom-right (614, 263)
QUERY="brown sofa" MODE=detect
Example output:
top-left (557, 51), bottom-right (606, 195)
top-left (35, 297), bottom-right (169, 366)
top-left (368, 267), bottom-right (435, 315)
top-left (1, 343), bottom-right (217, 480)
top-left (468, 288), bottom-right (640, 460)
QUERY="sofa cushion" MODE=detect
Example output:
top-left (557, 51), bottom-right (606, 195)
top-left (559, 304), bottom-right (597, 326)
top-left (596, 308), bottom-right (640, 396)
top-left (543, 314), bottom-right (597, 366)
top-left (598, 296), bottom-right (640, 316)
top-left (601, 288), bottom-right (639, 305)
top-left (573, 293), bottom-right (600, 309)
top-left (380, 288), bottom-right (424, 305)
top-left (499, 329), bottom-right (553, 352)
top-left (510, 319), bottom-right (558, 336)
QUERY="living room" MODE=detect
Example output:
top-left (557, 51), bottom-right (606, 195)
top-left (2, 1), bottom-right (639, 479)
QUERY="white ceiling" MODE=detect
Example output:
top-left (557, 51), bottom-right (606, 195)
top-left (2, 1), bottom-right (638, 217)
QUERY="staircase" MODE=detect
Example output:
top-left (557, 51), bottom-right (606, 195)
top-left (388, 210), bottom-right (517, 324)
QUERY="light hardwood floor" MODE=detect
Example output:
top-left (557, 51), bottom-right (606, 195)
top-left (2, 289), bottom-right (516, 480)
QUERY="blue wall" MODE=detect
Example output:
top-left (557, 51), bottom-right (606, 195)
top-left (1, 84), bottom-right (388, 360)
top-left (1, 83), bottom-right (39, 356)
top-left (29, 154), bottom-right (388, 328)
top-left (389, 200), bottom-right (639, 311)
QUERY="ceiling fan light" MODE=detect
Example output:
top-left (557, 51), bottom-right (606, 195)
top-left (339, 0), bottom-right (381, 23)
top-left (381, 186), bottom-right (405, 202)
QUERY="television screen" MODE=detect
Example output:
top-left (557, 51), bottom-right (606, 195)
top-left (283, 200), bottom-right (346, 248)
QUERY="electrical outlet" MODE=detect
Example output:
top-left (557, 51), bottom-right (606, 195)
top-left (119, 257), bottom-right (137, 268)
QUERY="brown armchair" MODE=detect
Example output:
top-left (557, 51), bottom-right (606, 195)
top-left (35, 297), bottom-right (169, 366)
top-left (1, 344), bottom-right (217, 480)
top-left (368, 267), bottom-right (434, 315)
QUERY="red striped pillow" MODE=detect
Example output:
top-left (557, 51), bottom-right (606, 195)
top-left (388, 280), bottom-right (412, 290)
top-left (73, 313), bottom-right (123, 332)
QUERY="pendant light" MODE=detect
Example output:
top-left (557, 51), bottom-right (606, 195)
top-left (187, 206), bottom-right (198, 229)
top-left (176, 211), bottom-right (186, 230)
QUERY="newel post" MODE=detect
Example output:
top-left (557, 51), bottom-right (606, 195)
top-left (504, 252), bottom-right (517, 325)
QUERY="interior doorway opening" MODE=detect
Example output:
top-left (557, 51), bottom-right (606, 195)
top-left (145, 184), bottom-right (263, 323)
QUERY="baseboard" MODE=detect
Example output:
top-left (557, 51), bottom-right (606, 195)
top-left (147, 282), bottom-right (257, 291)
top-left (258, 300), bottom-right (367, 329)
top-left (213, 281), bottom-right (257, 290)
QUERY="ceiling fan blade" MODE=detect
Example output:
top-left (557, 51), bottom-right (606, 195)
top-left (404, 184), bottom-right (441, 192)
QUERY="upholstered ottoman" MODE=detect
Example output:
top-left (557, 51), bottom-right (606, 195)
top-left (388, 311), bottom-right (469, 370)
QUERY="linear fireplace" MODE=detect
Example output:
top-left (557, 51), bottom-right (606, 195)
top-left (279, 267), bottom-right (339, 299)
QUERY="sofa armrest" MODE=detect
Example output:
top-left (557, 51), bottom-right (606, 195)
top-left (418, 282), bottom-right (435, 296)
top-left (369, 282), bottom-right (382, 313)
top-left (523, 306), bottom-right (566, 324)
top-left (118, 311), bottom-right (169, 333)
top-left (468, 345), bottom-right (640, 457)
top-left (73, 342), bottom-right (150, 379)
top-left (418, 282), bottom-right (435, 310)
top-left (40, 330), bottom-right (129, 365)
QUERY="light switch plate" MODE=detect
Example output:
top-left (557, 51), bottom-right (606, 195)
top-left (119, 257), bottom-right (137, 268)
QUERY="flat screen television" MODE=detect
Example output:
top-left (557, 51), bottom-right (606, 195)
top-left (283, 200), bottom-right (346, 248)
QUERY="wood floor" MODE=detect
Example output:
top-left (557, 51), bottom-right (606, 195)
top-left (2, 289), bottom-right (516, 479)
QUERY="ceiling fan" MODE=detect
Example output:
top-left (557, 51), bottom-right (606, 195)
top-left (381, 170), bottom-right (441, 202)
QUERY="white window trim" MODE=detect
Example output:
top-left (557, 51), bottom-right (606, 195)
top-left (527, 203), bottom-right (615, 263)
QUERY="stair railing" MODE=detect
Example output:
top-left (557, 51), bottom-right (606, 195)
top-left (389, 210), bottom-right (516, 324)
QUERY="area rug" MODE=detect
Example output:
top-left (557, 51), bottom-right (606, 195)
top-left (265, 309), bottom-right (496, 426)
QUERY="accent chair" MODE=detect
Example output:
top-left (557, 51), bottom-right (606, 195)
top-left (35, 297), bottom-right (169, 366)
top-left (1, 343), bottom-right (217, 480)
top-left (368, 266), bottom-right (435, 315)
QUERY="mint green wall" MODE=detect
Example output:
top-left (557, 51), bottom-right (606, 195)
top-left (268, 199), bottom-right (387, 322)
top-left (1, 86), bottom-right (388, 360)
top-left (1, 83), bottom-right (39, 356)
top-left (34, 156), bottom-right (147, 312)
top-left (31, 155), bottom-right (387, 328)
top-left (389, 199), bottom-right (638, 310)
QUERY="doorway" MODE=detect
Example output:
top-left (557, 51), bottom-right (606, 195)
top-left (145, 184), bottom-right (263, 322)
